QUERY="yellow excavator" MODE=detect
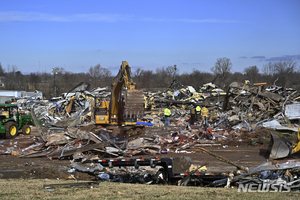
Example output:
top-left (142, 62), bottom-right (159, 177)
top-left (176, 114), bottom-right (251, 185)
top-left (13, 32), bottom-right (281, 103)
top-left (94, 61), bottom-right (144, 134)
top-left (268, 127), bottom-right (300, 159)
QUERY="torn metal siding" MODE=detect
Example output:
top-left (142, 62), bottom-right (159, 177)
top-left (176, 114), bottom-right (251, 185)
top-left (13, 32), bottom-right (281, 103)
top-left (285, 103), bottom-right (300, 120)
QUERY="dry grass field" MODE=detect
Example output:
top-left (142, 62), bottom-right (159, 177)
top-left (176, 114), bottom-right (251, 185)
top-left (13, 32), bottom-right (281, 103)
top-left (0, 179), bottom-right (299, 200)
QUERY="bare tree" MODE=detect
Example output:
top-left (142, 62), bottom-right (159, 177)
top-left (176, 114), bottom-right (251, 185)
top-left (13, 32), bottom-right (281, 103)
top-left (89, 64), bottom-right (102, 87)
top-left (88, 64), bottom-right (112, 87)
top-left (275, 60), bottom-right (297, 87)
top-left (154, 66), bottom-right (170, 88)
top-left (101, 68), bottom-right (112, 78)
top-left (6, 64), bottom-right (18, 74)
top-left (262, 62), bottom-right (276, 76)
top-left (244, 65), bottom-right (259, 83)
top-left (140, 70), bottom-right (154, 89)
top-left (166, 65), bottom-right (179, 82)
top-left (100, 68), bottom-right (112, 87)
top-left (262, 60), bottom-right (297, 87)
top-left (133, 67), bottom-right (142, 85)
top-left (228, 72), bottom-right (244, 84)
top-left (186, 69), bottom-right (210, 89)
top-left (29, 73), bottom-right (40, 91)
top-left (0, 62), bottom-right (5, 76)
top-left (211, 57), bottom-right (232, 88)
top-left (3, 65), bottom-right (19, 90)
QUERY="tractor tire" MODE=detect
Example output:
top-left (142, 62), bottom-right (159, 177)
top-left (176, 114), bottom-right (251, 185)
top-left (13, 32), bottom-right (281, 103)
top-left (22, 125), bottom-right (31, 135)
top-left (5, 122), bottom-right (18, 139)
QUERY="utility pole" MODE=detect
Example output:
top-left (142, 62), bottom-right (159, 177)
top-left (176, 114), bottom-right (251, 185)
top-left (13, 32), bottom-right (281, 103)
top-left (51, 68), bottom-right (59, 97)
top-left (173, 65), bottom-right (177, 82)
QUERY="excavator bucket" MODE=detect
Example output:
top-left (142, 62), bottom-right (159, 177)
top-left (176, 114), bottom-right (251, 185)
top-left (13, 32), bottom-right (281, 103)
top-left (267, 132), bottom-right (292, 160)
top-left (123, 89), bottom-right (144, 121)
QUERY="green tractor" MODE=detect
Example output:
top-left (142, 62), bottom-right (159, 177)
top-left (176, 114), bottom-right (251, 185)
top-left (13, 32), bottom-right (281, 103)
top-left (0, 104), bottom-right (42, 139)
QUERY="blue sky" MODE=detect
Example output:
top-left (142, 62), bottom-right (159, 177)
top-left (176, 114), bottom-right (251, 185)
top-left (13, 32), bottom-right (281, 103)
top-left (0, 0), bottom-right (299, 75)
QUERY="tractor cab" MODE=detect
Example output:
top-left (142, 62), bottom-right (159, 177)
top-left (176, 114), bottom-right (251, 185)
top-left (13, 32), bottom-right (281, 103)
top-left (0, 104), bottom-right (18, 122)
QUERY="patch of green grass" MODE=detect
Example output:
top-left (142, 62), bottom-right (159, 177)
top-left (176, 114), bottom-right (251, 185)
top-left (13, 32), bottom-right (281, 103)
top-left (265, 129), bottom-right (286, 138)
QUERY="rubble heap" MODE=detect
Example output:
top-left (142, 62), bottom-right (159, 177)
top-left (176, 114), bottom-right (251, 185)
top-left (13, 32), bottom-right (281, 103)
top-left (1, 80), bottom-right (300, 190)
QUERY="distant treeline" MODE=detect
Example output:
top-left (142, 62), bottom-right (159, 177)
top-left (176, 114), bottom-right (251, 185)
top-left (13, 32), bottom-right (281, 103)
top-left (0, 58), bottom-right (299, 99)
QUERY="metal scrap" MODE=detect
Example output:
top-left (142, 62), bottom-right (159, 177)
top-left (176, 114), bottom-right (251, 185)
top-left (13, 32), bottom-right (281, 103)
top-left (3, 78), bottom-right (300, 190)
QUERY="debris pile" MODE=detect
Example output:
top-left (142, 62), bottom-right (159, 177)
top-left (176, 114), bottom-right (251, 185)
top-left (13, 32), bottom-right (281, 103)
top-left (14, 82), bottom-right (110, 127)
top-left (1, 79), bottom-right (300, 190)
top-left (144, 81), bottom-right (226, 110)
top-left (211, 159), bottom-right (300, 191)
top-left (224, 81), bottom-right (300, 124)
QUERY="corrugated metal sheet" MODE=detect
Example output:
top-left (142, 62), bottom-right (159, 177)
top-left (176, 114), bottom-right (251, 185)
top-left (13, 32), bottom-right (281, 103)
top-left (0, 91), bottom-right (22, 98)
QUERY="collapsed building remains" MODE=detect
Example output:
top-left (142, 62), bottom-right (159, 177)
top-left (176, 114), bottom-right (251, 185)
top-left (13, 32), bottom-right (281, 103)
top-left (1, 77), bottom-right (300, 190)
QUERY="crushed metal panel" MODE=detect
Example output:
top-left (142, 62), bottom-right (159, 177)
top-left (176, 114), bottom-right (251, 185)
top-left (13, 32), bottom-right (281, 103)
top-left (211, 159), bottom-right (300, 187)
top-left (187, 86), bottom-right (196, 93)
top-left (66, 82), bottom-right (91, 94)
top-left (45, 133), bottom-right (70, 146)
top-left (54, 117), bottom-right (82, 127)
top-left (285, 103), bottom-right (300, 120)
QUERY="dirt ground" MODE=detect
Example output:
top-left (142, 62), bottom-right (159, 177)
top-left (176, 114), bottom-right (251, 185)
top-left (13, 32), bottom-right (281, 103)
top-left (0, 126), bottom-right (272, 181)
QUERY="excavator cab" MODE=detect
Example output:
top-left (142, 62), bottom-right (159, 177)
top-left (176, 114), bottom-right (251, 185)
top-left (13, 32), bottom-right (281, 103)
top-left (95, 101), bottom-right (110, 124)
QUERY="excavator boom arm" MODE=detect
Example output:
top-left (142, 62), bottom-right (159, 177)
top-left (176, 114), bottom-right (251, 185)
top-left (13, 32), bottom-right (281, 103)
top-left (110, 61), bottom-right (137, 123)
